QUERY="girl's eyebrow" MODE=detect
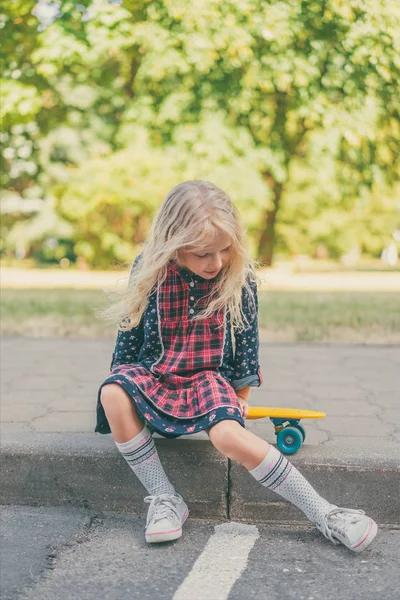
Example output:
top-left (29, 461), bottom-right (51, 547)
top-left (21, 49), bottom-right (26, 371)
top-left (196, 245), bottom-right (231, 254)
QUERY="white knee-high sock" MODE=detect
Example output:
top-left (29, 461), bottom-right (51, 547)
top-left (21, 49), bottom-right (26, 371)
top-left (115, 427), bottom-right (175, 497)
top-left (249, 446), bottom-right (333, 526)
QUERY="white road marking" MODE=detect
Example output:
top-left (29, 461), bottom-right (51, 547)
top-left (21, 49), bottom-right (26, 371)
top-left (173, 522), bottom-right (260, 600)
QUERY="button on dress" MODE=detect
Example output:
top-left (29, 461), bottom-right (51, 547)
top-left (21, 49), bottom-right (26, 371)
top-left (96, 257), bottom-right (263, 438)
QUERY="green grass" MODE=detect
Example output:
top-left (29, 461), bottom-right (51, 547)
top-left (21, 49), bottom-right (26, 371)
top-left (258, 291), bottom-right (400, 343)
top-left (0, 289), bottom-right (114, 338)
top-left (1, 289), bottom-right (399, 343)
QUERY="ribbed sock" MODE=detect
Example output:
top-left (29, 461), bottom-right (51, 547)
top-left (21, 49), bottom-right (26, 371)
top-left (249, 445), bottom-right (333, 526)
top-left (115, 427), bottom-right (175, 496)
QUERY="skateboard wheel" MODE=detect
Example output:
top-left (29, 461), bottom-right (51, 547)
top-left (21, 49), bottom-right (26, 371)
top-left (294, 424), bottom-right (306, 442)
top-left (277, 427), bottom-right (302, 455)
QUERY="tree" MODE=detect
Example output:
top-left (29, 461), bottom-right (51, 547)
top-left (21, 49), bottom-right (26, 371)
top-left (113, 0), bottom-right (400, 264)
top-left (53, 121), bottom-right (270, 267)
top-left (3, 1), bottom-right (400, 266)
top-left (0, 0), bottom-right (146, 195)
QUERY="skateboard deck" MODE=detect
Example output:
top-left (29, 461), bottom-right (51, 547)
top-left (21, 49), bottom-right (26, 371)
top-left (247, 407), bottom-right (326, 420)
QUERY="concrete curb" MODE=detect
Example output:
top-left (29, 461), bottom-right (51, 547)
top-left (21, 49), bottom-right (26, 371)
top-left (1, 434), bottom-right (399, 525)
top-left (0, 434), bottom-right (228, 519)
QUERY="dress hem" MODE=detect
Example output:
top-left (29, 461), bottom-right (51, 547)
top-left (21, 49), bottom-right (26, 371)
top-left (96, 375), bottom-right (245, 438)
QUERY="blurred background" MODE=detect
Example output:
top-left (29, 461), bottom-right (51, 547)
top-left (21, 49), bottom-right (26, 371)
top-left (1, 0), bottom-right (399, 343)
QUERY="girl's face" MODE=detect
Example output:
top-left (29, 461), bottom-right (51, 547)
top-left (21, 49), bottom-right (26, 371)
top-left (177, 230), bottom-right (232, 279)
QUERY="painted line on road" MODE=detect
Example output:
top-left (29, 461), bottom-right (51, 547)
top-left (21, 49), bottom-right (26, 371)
top-left (173, 522), bottom-right (260, 600)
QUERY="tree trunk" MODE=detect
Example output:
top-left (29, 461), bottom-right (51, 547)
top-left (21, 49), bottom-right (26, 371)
top-left (257, 175), bottom-right (284, 267)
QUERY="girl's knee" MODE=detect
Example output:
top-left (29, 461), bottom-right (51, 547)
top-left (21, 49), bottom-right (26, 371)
top-left (208, 420), bottom-right (271, 468)
top-left (100, 384), bottom-right (143, 439)
top-left (100, 384), bottom-right (130, 412)
top-left (208, 420), bottom-right (243, 453)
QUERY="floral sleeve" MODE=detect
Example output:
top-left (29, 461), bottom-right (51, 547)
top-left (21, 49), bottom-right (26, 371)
top-left (230, 275), bottom-right (263, 390)
top-left (110, 254), bottom-right (144, 370)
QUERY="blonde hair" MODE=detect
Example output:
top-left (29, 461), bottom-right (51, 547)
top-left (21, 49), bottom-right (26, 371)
top-left (99, 180), bottom-right (260, 332)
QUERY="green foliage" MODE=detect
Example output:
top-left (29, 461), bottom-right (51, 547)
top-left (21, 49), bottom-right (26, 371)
top-left (2, 195), bottom-right (74, 263)
top-left (1, 0), bottom-right (399, 266)
top-left (53, 131), bottom-right (174, 267)
top-left (124, 0), bottom-right (400, 262)
top-left (53, 121), bottom-right (270, 266)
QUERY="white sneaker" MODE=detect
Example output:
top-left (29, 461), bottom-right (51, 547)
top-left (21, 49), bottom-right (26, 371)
top-left (318, 507), bottom-right (378, 552)
top-left (144, 493), bottom-right (189, 543)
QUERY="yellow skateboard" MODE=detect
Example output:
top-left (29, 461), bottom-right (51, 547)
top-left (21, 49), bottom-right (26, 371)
top-left (246, 406), bottom-right (326, 454)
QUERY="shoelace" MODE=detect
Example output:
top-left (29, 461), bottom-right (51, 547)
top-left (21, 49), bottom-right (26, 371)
top-left (144, 493), bottom-right (182, 526)
top-left (318, 508), bottom-right (366, 544)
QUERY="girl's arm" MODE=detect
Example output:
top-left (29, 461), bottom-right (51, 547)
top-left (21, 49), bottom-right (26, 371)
top-left (236, 386), bottom-right (251, 401)
top-left (110, 254), bottom-right (144, 370)
top-left (235, 385), bottom-right (251, 418)
top-left (230, 275), bottom-right (263, 392)
top-left (110, 322), bottom-right (144, 370)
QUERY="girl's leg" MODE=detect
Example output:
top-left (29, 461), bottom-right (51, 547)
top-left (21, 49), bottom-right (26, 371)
top-left (100, 383), bottom-right (175, 496)
top-left (207, 420), bottom-right (377, 552)
top-left (101, 384), bottom-right (188, 543)
top-left (207, 420), bottom-right (331, 523)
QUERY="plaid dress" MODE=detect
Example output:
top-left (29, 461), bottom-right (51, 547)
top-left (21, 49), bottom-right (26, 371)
top-left (96, 258), bottom-right (263, 438)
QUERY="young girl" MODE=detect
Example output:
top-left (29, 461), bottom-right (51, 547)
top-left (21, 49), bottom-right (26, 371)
top-left (96, 180), bottom-right (377, 550)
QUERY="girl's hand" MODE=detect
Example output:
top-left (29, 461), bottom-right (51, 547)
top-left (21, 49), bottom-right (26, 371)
top-left (236, 397), bottom-right (249, 418)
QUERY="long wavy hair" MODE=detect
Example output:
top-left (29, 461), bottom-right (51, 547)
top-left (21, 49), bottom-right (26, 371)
top-left (98, 180), bottom-right (260, 332)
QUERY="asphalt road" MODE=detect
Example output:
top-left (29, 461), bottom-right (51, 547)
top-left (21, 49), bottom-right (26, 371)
top-left (1, 505), bottom-right (399, 600)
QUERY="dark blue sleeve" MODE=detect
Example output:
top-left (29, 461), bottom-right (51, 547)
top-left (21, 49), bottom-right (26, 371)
top-left (230, 275), bottom-right (263, 390)
top-left (110, 254), bottom-right (144, 370)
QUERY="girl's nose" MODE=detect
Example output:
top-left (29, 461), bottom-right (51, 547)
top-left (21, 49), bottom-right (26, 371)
top-left (210, 255), bottom-right (223, 270)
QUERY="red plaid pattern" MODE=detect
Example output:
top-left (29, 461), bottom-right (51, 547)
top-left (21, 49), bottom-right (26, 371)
top-left (112, 262), bottom-right (241, 419)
